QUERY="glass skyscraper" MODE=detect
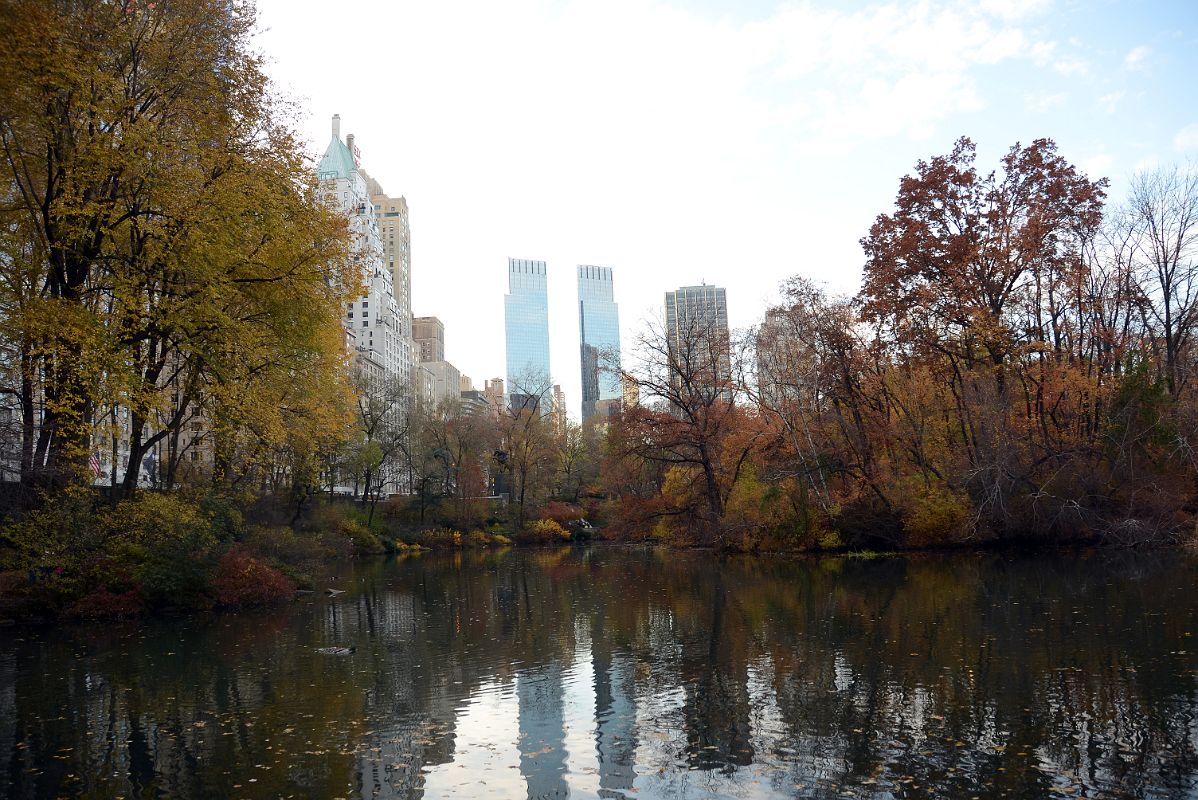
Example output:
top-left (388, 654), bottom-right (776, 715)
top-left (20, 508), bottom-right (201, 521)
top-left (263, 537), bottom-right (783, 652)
top-left (577, 265), bottom-right (622, 421)
top-left (504, 258), bottom-right (551, 410)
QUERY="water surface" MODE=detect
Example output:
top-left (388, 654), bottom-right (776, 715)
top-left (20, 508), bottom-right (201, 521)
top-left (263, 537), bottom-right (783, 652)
top-left (2, 547), bottom-right (1197, 798)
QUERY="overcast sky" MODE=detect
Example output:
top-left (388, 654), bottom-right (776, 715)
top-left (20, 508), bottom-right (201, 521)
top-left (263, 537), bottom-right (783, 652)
top-left (253, 0), bottom-right (1198, 419)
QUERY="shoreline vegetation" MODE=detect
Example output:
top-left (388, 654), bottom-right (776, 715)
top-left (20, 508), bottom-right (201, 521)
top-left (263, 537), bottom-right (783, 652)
top-left (3, 2), bottom-right (1198, 623)
top-left (0, 485), bottom-right (1189, 625)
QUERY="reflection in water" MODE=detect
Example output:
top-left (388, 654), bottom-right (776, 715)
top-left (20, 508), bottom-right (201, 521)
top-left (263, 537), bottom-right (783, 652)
top-left (1, 548), bottom-right (1197, 798)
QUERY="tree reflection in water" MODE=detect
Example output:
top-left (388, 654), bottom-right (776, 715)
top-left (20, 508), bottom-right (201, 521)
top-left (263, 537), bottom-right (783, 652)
top-left (1, 548), bottom-right (1196, 798)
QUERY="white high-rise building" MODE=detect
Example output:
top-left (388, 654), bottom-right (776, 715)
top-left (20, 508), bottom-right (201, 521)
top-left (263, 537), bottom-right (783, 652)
top-left (317, 115), bottom-right (408, 385)
top-left (361, 171), bottom-right (415, 384)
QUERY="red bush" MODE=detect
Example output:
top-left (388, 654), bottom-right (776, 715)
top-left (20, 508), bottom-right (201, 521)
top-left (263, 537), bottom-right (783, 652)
top-left (213, 546), bottom-right (296, 608)
top-left (71, 587), bottom-right (144, 619)
top-left (543, 501), bottom-right (583, 526)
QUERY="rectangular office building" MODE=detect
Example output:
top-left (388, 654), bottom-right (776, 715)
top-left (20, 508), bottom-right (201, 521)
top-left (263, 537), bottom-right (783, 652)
top-left (577, 265), bottom-right (622, 421)
top-left (505, 258), bottom-right (551, 411)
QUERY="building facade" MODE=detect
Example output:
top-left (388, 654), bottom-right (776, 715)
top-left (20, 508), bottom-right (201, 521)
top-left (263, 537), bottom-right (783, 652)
top-left (664, 284), bottom-right (732, 395)
top-left (412, 316), bottom-right (444, 363)
top-left (577, 265), bottom-right (622, 422)
top-left (483, 378), bottom-right (505, 421)
top-left (362, 171), bottom-right (415, 385)
top-left (422, 361), bottom-right (461, 408)
top-left (504, 258), bottom-right (551, 410)
top-left (317, 116), bottom-right (407, 386)
top-left (550, 384), bottom-right (568, 435)
top-left (664, 284), bottom-right (729, 350)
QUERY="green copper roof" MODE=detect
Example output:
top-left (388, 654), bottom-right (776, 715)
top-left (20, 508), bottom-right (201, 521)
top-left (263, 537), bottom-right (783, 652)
top-left (316, 136), bottom-right (357, 180)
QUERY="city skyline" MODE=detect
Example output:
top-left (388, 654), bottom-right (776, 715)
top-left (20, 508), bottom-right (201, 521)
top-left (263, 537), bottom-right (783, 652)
top-left (254, 1), bottom-right (1197, 422)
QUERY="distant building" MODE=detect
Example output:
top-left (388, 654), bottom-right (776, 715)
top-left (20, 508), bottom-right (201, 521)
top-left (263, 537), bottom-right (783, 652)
top-left (664, 283), bottom-right (732, 398)
top-left (665, 284), bottom-right (728, 351)
top-left (622, 373), bottom-right (640, 410)
top-left (412, 316), bottom-right (445, 363)
top-left (459, 389), bottom-right (491, 417)
top-left (504, 258), bottom-right (551, 409)
top-left (318, 115), bottom-right (407, 386)
top-left (550, 384), bottom-right (567, 435)
top-left (423, 360), bottom-right (461, 408)
top-left (483, 378), bottom-right (505, 421)
top-left (577, 265), bottom-right (622, 421)
top-left (362, 170), bottom-right (415, 382)
top-left (413, 364), bottom-right (436, 409)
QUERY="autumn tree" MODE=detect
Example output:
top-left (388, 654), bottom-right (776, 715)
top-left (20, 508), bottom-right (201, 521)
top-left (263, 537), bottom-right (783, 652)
top-left (615, 313), bottom-right (761, 543)
top-left (346, 370), bottom-right (409, 523)
top-left (0, 0), bottom-right (356, 497)
top-left (553, 419), bottom-right (600, 503)
top-left (857, 137), bottom-right (1108, 534)
top-left (498, 373), bottom-right (557, 528)
top-left (860, 137), bottom-right (1106, 372)
top-left (412, 397), bottom-right (499, 523)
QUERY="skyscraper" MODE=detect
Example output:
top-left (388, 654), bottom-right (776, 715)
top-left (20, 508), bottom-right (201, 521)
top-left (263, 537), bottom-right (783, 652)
top-left (577, 265), bottom-right (622, 421)
top-left (361, 170), bottom-right (415, 385)
top-left (664, 284), bottom-right (732, 395)
top-left (664, 284), bottom-right (729, 350)
top-left (316, 115), bottom-right (404, 385)
top-left (504, 258), bottom-right (551, 411)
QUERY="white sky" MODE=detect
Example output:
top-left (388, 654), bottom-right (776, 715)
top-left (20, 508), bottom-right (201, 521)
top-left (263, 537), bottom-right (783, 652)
top-left (253, 0), bottom-right (1198, 419)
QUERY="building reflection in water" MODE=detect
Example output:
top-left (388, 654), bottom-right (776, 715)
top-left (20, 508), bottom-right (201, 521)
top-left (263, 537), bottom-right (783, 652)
top-left (2, 549), bottom-right (1198, 799)
top-left (516, 662), bottom-right (569, 799)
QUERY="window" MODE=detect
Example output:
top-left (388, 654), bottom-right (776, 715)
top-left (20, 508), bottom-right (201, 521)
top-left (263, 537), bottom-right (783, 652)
top-left (362, 321), bottom-right (368, 327)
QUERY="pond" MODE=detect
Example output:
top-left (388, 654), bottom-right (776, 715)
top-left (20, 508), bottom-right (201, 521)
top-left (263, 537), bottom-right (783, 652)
top-left (1, 547), bottom-right (1196, 799)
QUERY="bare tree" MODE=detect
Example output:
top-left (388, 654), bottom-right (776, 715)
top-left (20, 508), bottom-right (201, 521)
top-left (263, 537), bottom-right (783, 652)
top-left (499, 372), bottom-right (555, 528)
top-left (1126, 164), bottom-right (1198, 396)
top-left (618, 313), bottom-right (758, 542)
top-left (349, 370), bottom-right (410, 525)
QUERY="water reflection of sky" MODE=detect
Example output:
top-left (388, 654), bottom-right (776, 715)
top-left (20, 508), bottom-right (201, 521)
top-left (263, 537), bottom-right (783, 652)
top-left (2, 548), bottom-right (1197, 799)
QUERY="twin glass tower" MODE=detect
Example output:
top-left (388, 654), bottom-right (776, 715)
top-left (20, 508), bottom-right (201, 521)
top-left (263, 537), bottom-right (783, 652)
top-left (504, 258), bottom-right (622, 420)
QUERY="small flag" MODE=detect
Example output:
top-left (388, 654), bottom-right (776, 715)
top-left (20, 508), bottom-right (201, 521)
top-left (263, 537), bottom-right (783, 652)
top-left (90, 452), bottom-right (103, 477)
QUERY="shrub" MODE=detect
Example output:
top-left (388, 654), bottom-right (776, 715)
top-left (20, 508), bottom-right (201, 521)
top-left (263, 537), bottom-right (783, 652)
top-left (418, 528), bottom-right (464, 549)
top-left (543, 501), bottom-right (583, 526)
top-left (518, 518), bottom-right (572, 544)
top-left (242, 525), bottom-right (326, 565)
top-left (102, 493), bottom-right (217, 553)
top-left (200, 493), bottom-right (245, 541)
top-left (337, 519), bottom-right (386, 555)
top-left (1, 492), bottom-right (220, 610)
top-left (817, 530), bottom-right (844, 550)
top-left (900, 482), bottom-right (973, 548)
top-left (213, 545), bottom-right (296, 608)
top-left (138, 547), bottom-right (214, 610)
top-left (304, 501), bottom-right (353, 534)
top-left (70, 587), bottom-right (144, 619)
